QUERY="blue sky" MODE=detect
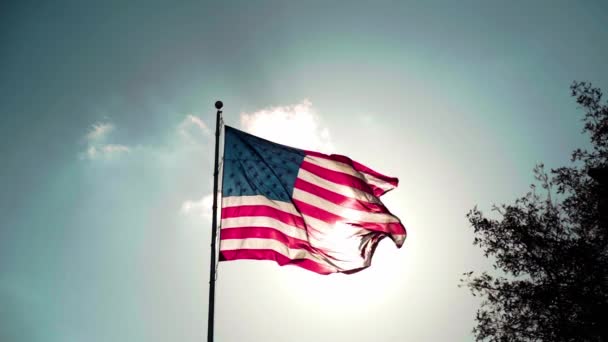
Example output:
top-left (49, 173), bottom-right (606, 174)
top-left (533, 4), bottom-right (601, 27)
top-left (1, 1), bottom-right (607, 341)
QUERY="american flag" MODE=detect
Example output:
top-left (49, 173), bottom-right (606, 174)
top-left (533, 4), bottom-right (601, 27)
top-left (219, 126), bottom-right (406, 274)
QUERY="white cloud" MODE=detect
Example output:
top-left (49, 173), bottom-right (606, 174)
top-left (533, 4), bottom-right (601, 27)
top-left (177, 114), bottom-right (211, 144)
top-left (186, 115), bottom-right (210, 135)
top-left (101, 144), bottom-right (130, 154)
top-left (178, 114), bottom-right (211, 143)
top-left (86, 122), bottom-right (114, 142)
top-left (239, 99), bottom-right (334, 153)
top-left (85, 144), bottom-right (130, 160)
top-left (82, 121), bottom-right (130, 160)
top-left (181, 193), bottom-right (214, 218)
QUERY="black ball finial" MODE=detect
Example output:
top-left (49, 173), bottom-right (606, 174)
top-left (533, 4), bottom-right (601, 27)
top-left (215, 101), bottom-right (223, 110)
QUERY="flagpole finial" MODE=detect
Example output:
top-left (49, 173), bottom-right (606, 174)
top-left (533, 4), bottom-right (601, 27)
top-left (215, 101), bottom-right (223, 110)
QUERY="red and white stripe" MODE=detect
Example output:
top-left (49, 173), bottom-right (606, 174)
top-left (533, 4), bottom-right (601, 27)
top-left (219, 153), bottom-right (406, 274)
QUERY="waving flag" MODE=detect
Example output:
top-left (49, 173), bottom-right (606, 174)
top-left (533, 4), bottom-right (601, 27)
top-left (219, 126), bottom-right (406, 274)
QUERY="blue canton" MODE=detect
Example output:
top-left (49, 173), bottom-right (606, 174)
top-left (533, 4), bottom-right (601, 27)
top-left (222, 126), bottom-right (305, 202)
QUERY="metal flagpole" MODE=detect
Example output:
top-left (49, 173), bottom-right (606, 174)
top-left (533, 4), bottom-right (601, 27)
top-left (208, 100), bottom-right (223, 342)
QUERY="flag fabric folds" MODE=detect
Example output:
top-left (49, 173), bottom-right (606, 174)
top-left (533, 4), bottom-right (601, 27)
top-left (219, 126), bottom-right (406, 274)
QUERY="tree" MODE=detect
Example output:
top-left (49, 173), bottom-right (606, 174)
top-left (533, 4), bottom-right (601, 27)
top-left (463, 81), bottom-right (608, 342)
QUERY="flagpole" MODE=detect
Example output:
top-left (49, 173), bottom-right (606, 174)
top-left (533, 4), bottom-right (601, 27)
top-left (208, 100), bottom-right (223, 342)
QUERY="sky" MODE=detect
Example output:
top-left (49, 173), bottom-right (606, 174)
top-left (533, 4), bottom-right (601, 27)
top-left (1, 1), bottom-right (608, 341)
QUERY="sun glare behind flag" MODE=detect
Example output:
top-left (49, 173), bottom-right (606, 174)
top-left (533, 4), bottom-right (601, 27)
top-left (219, 125), bottom-right (406, 274)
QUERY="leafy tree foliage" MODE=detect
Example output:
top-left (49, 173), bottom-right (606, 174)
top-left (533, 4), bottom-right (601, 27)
top-left (463, 82), bottom-right (608, 341)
